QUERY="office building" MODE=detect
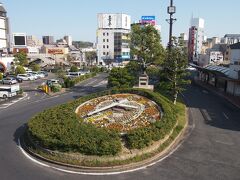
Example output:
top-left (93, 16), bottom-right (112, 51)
top-left (64, 35), bottom-right (72, 46)
top-left (188, 17), bottom-right (205, 63)
top-left (0, 2), bottom-right (10, 54)
top-left (42, 36), bottom-right (54, 45)
top-left (96, 13), bottom-right (131, 65)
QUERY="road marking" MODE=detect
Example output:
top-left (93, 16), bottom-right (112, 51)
top-left (201, 109), bottom-right (212, 121)
top-left (202, 90), bottom-right (209, 94)
top-left (222, 112), bottom-right (229, 120)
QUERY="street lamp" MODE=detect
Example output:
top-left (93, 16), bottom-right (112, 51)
top-left (166, 0), bottom-right (177, 49)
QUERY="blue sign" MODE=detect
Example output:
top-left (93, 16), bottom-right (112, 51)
top-left (141, 16), bottom-right (155, 21)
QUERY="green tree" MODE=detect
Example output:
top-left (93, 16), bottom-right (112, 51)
top-left (108, 67), bottom-right (134, 89)
top-left (0, 73), bottom-right (3, 80)
top-left (15, 65), bottom-right (26, 75)
top-left (162, 37), bottom-right (190, 104)
top-left (14, 52), bottom-right (28, 66)
top-left (31, 63), bottom-right (40, 72)
top-left (130, 25), bottom-right (165, 73)
top-left (70, 65), bottom-right (79, 72)
top-left (85, 51), bottom-right (96, 66)
top-left (125, 61), bottom-right (141, 85)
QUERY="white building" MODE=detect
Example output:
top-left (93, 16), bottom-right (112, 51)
top-left (64, 35), bottom-right (72, 46)
top-left (97, 13), bottom-right (131, 66)
top-left (0, 2), bottom-right (10, 54)
top-left (188, 17), bottom-right (205, 63)
top-left (229, 42), bottom-right (240, 79)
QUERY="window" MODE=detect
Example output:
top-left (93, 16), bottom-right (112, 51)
top-left (103, 52), bottom-right (106, 55)
top-left (103, 33), bottom-right (105, 36)
top-left (103, 39), bottom-right (105, 42)
top-left (107, 39), bottom-right (109, 42)
top-left (107, 45), bottom-right (109, 48)
top-left (107, 52), bottom-right (109, 55)
top-left (107, 33), bottom-right (109, 36)
top-left (103, 45), bottom-right (105, 48)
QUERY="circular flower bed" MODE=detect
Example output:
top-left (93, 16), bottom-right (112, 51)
top-left (75, 94), bottom-right (161, 133)
top-left (26, 89), bottom-right (177, 156)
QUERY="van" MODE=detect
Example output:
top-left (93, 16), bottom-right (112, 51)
top-left (0, 84), bottom-right (20, 99)
top-left (68, 72), bottom-right (81, 77)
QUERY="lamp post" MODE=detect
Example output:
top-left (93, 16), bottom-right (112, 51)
top-left (166, 0), bottom-right (177, 50)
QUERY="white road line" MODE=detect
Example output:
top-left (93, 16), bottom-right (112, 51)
top-left (223, 112), bottom-right (229, 120)
top-left (18, 126), bottom-right (190, 176)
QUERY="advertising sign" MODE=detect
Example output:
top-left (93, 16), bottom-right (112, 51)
top-left (48, 49), bottom-right (63, 54)
top-left (141, 16), bottom-right (156, 26)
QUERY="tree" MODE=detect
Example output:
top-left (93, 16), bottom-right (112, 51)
top-left (15, 65), bottom-right (26, 75)
top-left (31, 63), bottom-right (40, 72)
top-left (130, 25), bottom-right (165, 73)
top-left (70, 65), bottom-right (79, 72)
top-left (0, 73), bottom-right (3, 80)
top-left (85, 51), bottom-right (96, 66)
top-left (125, 61), bottom-right (141, 85)
top-left (162, 37), bottom-right (190, 104)
top-left (14, 52), bottom-right (28, 66)
top-left (108, 67), bottom-right (134, 89)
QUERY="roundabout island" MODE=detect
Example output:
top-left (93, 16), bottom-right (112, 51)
top-left (22, 89), bottom-right (187, 173)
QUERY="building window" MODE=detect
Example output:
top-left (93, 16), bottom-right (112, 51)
top-left (107, 45), bottom-right (109, 49)
top-left (107, 39), bottom-right (109, 42)
top-left (103, 45), bottom-right (105, 48)
top-left (103, 52), bottom-right (106, 55)
top-left (103, 33), bottom-right (105, 36)
top-left (103, 39), bottom-right (105, 42)
top-left (107, 33), bottom-right (109, 36)
top-left (107, 52), bottom-right (109, 55)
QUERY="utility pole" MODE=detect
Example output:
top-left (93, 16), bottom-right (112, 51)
top-left (166, 0), bottom-right (177, 50)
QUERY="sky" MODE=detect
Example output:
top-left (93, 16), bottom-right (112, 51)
top-left (2, 0), bottom-right (240, 46)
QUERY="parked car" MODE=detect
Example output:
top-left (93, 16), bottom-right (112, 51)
top-left (17, 74), bottom-right (34, 81)
top-left (2, 77), bottom-right (18, 85)
top-left (7, 75), bottom-right (23, 83)
top-left (39, 71), bottom-right (48, 77)
top-left (27, 73), bottom-right (37, 80)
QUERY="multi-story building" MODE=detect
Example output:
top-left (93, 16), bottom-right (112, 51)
top-left (221, 34), bottom-right (240, 44)
top-left (27, 35), bottom-right (43, 47)
top-left (64, 35), bottom-right (72, 46)
top-left (96, 13), bottom-right (131, 66)
top-left (0, 2), bottom-right (10, 54)
top-left (42, 36), bottom-right (54, 45)
top-left (188, 17), bottom-right (205, 63)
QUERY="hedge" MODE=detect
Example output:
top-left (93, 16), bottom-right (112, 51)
top-left (27, 88), bottom-right (177, 156)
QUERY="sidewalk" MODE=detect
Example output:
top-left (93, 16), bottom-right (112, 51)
top-left (193, 80), bottom-right (240, 109)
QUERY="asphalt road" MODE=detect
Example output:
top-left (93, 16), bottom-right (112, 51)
top-left (0, 79), bottom-right (240, 180)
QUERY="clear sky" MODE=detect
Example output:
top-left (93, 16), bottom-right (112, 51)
top-left (2, 0), bottom-right (240, 46)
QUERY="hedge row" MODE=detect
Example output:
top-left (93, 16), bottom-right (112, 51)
top-left (63, 72), bottom-right (97, 88)
top-left (27, 88), bottom-right (177, 156)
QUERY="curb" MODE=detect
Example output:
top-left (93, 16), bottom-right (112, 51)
top-left (193, 80), bottom-right (240, 109)
top-left (18, 110), bottom-right (191, 175)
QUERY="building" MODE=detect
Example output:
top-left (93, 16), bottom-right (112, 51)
top-left (0, 2), bottom-right (10, 54)
top-left (96, 13), bottom-right (131, 66)
top-left (188, 17), bottom-right (205, 63)
top-left (42, 36), bottom-right (54, 45)
top-left (64, 35), bottom-right (72, 46)
top-left (12, 33), bottom-right (29, 54)
top-left (221, 34), bottom-right (240, 44)
top-left (27, 35), bottom-right (43, 47)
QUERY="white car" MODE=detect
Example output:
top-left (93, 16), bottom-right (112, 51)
top-left (27, 73), bottom-right (37, 80)
top-left (17, 74), bottom-right (34, 81)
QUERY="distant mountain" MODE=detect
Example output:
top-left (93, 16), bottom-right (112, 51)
top-left (72, 41), bottom-right (94, 48)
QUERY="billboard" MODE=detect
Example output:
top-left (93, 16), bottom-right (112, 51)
top-left (141, 16), bottom-right (156, 26)
top-left (98, 14), bottom-right (131, 30)
top-left (48, 48), bottom-right (64, 54)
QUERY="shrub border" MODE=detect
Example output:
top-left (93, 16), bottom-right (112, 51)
top-left (22, 88), bottom-right (188, 170)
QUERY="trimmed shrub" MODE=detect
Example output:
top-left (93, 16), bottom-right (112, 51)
top-left (27, 88), bottom-right (177, 156)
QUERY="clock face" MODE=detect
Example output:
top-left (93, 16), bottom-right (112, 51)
top-left (76, 94), bottom-right (161, 133)
top-left (168, 6), bottom-right (176, 13)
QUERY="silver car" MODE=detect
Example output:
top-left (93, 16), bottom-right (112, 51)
top-left (2, 77), bottom-right (18, 85)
